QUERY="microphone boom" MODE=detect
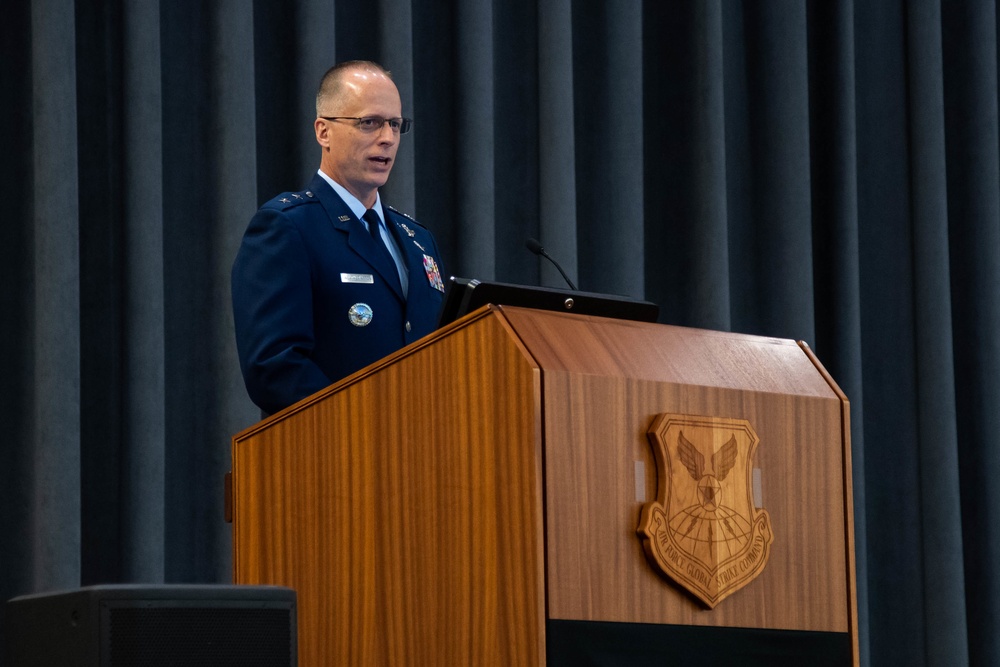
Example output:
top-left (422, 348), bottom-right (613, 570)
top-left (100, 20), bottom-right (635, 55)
top-left (525, 237), bottom-right (578, 291)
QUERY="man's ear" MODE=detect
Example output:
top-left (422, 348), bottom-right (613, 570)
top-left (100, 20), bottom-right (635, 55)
top-left (314, 118), bottom-right (330, 148)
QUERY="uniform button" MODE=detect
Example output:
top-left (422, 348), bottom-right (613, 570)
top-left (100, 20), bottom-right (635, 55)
top-left (405, 321), bottom-right (412, 332)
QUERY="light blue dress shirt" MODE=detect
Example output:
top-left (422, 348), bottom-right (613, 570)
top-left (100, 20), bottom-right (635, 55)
top-left (317, 170), bottom-right (409, 297)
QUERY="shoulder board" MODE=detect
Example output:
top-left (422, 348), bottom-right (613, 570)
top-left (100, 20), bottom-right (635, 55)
top-left (385, 205), bottom-right (427, 229)
top-left (265, 190), bottom-right (319, 211)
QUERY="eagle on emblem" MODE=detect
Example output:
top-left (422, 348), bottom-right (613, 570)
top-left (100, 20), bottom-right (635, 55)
top-left (677, 431), bottom-right (738, 510)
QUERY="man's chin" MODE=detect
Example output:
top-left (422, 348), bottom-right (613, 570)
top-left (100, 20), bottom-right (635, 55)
top-left (367, 173), bottom-right (392, 189)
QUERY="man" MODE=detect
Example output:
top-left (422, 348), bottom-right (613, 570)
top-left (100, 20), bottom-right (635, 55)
top-left (232, 61), bottom-right (446, 415)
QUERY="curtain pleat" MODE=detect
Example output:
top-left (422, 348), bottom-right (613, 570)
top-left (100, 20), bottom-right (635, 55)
top-left (574, 2), bottom-right (645, 297)
top-left (455, 0), bottom-right (495, 279)
top-left (3, 2), bottom-right (999, 665)
top-left (120, 0), bottom-right (167, 583)
top-left (29, 0), bottom-right (82, 593)
top-left (907, 1), bottom-right (969, 666)
top-left (1, 3), bottom-right (39, 636)
top-left (379, 0), bottom-right (417, 212)
top-left (538, 0), bottom-right (578, 289)
top-left (942, 3), bottom-right (1000, 664)
top-left (806, 1), bottom-right (868, 660)
top-left (296, 1), bottom-right (338, 185)
top-left (855, 2), bottom-right (930, 663)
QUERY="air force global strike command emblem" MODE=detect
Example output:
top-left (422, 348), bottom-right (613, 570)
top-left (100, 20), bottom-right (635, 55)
top-left (638, 414), bottom-right (773, 608)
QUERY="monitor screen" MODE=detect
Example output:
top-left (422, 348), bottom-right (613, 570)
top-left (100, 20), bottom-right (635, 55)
top-left (437, 277), bottom-right (660, 327)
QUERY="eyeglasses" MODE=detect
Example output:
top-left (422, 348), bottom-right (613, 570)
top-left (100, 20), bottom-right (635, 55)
top-left (320, 116), bottom-right (412, 134)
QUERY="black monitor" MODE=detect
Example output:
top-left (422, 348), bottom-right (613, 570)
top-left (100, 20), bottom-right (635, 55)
top-left (437, 277), bottom-right (660, 327)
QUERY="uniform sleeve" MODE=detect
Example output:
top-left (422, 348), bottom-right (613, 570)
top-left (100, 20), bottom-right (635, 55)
top-left (231, 206), bottom-right (333, 414)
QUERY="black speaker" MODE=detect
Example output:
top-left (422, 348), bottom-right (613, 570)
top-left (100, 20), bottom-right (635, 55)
top-left (3, 584), bottom-right (296, 666)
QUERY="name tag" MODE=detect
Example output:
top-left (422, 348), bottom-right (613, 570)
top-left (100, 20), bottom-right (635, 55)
top-left (341, 273), bottom-right (374, 284)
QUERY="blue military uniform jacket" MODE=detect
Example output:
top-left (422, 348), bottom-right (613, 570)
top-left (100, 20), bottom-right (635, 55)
top-left (232, 173), bottom-right (446, 414)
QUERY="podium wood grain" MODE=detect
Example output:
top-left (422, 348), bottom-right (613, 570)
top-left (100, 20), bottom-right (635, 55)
top-left (233, 308), bottom-right (546, 666)
top-left (232, 305), bottom-right (858, 666)
top-left (501, 308), bottom-right (853, 633)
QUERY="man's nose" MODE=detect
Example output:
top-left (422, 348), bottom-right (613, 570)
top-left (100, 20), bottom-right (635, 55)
top-left (376, 121), bottom-right (397, 142)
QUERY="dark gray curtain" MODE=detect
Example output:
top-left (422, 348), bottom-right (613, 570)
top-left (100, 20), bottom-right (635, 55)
top-left (2, 1), bottom-right (998, 665)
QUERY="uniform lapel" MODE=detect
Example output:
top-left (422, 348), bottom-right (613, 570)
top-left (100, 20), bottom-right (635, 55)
top-left (387, 212), bottom-right (436, 294)
top-left (310, 174), bottom-right (403, 300)
top-left (385, 217), bottom-right (417, 280)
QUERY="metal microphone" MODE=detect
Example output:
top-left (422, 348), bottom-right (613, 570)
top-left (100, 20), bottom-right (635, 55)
top-left (525, 238), bottom-right (578, 291)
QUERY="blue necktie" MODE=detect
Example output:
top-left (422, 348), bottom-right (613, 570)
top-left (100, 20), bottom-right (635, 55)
top-left (363, 208), bottom-right (399, 287)
top-left (363, 209), bottom-right (392, 257)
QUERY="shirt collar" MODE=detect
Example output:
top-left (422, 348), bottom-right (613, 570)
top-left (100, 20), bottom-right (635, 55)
top-left (316, 170), bottom-right (384, 224)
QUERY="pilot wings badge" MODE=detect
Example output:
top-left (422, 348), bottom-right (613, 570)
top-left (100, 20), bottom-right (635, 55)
top-left (638, 414), bottom-right (773, 608)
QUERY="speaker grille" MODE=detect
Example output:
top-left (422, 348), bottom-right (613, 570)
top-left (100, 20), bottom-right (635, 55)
top-left (106, 607), bottom-right (292, 667)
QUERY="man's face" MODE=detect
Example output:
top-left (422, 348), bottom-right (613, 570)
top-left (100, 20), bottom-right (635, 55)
top-left (316, 70), bottom-right (402, 207)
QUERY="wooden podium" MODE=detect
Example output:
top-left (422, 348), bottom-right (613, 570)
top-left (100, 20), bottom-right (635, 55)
top-left (230, 305), bottom-right (858, 666)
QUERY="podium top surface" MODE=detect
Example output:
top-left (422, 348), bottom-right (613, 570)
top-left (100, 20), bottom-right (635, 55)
top-left (494, 306), bottom-right (842, 400)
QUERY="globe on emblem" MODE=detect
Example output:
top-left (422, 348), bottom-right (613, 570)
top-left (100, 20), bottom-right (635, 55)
top-left (668, 504), bottom-right (754, 563)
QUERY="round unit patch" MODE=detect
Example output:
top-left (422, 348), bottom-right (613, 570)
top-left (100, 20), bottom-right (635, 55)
top-left (348, 303), bottom-right (374, 327)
